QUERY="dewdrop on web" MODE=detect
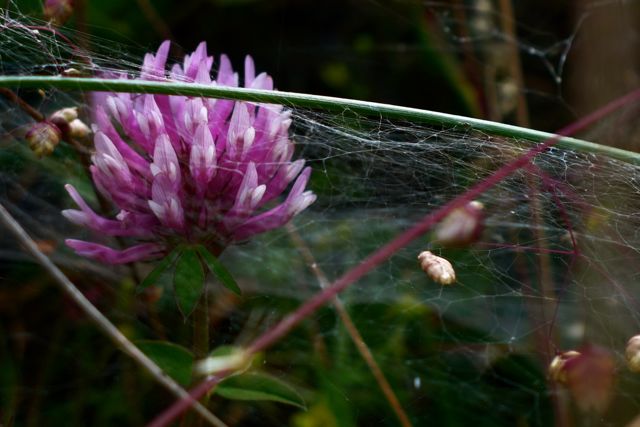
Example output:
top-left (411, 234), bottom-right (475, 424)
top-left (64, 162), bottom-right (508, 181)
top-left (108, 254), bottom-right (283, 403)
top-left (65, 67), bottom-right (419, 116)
top-left (62, 41), bottom-right (316, 269)
top-left (417, 251), bottom-right (455, 285)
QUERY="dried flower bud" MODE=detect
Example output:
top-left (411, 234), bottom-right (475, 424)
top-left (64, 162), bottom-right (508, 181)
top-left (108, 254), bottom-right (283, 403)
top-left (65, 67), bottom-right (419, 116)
top-left (626, 335), bottom-right (640, 373)
top-left (418, 251), bottom-right (456, 285)
top-left (551, 346), bottom-right (615, 414)
top-left (435, 200), bottom-right (484, 247)
top-left (48, 107), bottom-right (90, 139)
top-left (43, 0), bottom-right (74, 25)
top-left (26, 122), bottom-right (61, 157)
top-left (68, 119), bottom-right (91, 138)
top-left (549, 350), bottom-right (581, 384)
top-left (50, 107), bottom-right (78, 123)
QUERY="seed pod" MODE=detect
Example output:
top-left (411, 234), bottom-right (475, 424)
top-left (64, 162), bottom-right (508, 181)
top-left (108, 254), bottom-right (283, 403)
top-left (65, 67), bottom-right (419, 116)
top-left (434, 200), bottom-right (484, 247)
top-left (417, 251), bottom-right (456, 285)
top-left (626, 335), bottom-right (640, 373)
top-left (26, 122), bottom-right (61, 157)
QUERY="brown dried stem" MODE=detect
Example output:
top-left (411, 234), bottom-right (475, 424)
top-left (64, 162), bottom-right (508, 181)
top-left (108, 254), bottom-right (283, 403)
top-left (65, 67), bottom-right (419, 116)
top-left (287, 224), bottom-right (413, 427)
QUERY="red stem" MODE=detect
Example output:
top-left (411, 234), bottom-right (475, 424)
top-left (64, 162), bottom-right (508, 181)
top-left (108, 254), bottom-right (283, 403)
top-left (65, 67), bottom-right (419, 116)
top-left (247, 87), bottom-right (640, 355)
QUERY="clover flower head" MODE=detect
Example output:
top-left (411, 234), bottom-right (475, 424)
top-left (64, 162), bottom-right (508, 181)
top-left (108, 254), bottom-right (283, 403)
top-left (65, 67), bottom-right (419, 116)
top-left (64, 41), bottom-right (316, 264)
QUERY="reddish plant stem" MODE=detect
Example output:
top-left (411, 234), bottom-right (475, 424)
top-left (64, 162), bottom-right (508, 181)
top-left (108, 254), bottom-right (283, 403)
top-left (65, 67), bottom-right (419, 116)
top-left (149, 88), bottom-right (640, 427)
top-left (287, 225), bottom-right (413, 427)
top-left (247, 88), bottom-right (640, 355)
top-left (148, 376), bottom-right (223, 427)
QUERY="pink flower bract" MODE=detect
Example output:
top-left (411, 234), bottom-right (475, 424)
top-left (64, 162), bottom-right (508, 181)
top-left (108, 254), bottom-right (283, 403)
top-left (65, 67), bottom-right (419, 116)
top-left (64, 41), bottom-right (316, 264)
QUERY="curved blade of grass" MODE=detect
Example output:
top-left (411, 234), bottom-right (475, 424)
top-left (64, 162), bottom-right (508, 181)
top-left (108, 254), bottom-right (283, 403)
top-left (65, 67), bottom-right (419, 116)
top-left (0, 203), bottom-right (227, 427)
top-left (1, 76), bottom-right (639, 164)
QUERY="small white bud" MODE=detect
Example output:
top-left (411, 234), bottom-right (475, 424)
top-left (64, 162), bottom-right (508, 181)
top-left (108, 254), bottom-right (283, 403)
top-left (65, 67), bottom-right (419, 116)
top-left (417, 251), bottom-right (456, 285)
top-left (193, 347), bottom-right (250, 377)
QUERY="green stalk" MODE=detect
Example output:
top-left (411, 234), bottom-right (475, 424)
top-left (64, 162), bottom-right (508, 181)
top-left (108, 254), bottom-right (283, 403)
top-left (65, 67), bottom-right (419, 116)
top-left (1, 76), bottom-right (639, 164)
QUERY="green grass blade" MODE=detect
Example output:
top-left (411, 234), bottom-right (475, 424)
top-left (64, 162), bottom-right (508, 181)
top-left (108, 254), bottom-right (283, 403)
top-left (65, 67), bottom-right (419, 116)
top-left (1, 76), bottom-right (639, 164)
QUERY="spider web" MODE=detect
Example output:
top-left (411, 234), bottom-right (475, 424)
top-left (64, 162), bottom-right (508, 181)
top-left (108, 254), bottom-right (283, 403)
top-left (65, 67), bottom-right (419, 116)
top-left (1, 2), bottom-right (640, 426)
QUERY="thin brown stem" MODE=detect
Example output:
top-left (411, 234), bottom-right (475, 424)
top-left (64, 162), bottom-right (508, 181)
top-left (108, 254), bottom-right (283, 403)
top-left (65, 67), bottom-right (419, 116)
top-left (287, 225), bottom-right (413, 427)
top-left (0, 202), bottom-right (227, 427)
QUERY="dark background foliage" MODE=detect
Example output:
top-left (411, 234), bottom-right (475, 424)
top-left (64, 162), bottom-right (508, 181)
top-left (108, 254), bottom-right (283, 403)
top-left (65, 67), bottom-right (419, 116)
top-left (3, 0), bottom-right (640, 426)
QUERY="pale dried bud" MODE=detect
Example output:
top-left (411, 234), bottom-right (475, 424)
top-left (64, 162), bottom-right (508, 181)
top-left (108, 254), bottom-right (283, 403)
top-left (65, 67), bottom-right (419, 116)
top-left (417, 251), bottom-right (456, 285)
top-left (68, 119), bottom-right (91, 138)
top-left (50, 107), bottom-right (78, 123)
top-left (43, 0), bottom-right (74, 25)
top-left (549, 350), bottom-right (581, 384)
top-left (26, 122), bottom-right (61, 157)
top-left (626, 335), bottom-right (640, 373)
top-left (435, 200), bottom-right (484, 247)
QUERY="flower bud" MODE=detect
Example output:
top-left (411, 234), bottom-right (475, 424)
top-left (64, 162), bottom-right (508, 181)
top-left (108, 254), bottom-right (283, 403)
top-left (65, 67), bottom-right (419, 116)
top-left (626, 335), bottom-right (640, 373)
top-left (49, 107), bottom-right (90, 139)
top-left (418, 251), bottom-right (456, 285)
top-left (193, 347), bottom-right (250, 377)
top-left (551, 346), bottom-right (615, 413)
top-left (50, 107), bottom-right (78, 123)
top-left (434, 200), bottom-right (484, 247)
top-left (68, 119), bottom-right (91, 138)
top-left (549, 350), bottom-right (581, 384)
top-left (26, 122), bottom-right (61, 157)
top-left (43, 0), bottom-right (74, 25)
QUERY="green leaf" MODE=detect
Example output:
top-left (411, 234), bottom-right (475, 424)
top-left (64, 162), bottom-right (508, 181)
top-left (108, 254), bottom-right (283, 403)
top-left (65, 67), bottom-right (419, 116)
top-left (173, 247), bottom-right (205, 316)
top-left (135, 340), bottom-right (194, 386)
top-left (216, 372), bottom-right (306, 409)
top-left (196, 245), bottom-right (241, 295)
top-left (138, 245), bottom-right (183, 291)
